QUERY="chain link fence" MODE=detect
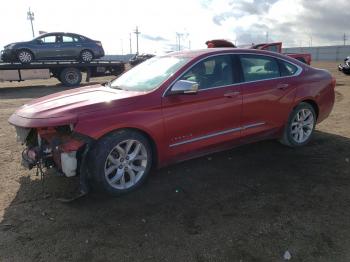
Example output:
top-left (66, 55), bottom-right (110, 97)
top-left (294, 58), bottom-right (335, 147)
top-left (283, 45), bottom-right (350, 61)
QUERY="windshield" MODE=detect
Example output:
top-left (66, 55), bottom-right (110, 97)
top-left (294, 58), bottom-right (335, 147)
top-left (110, 56), bottom-right (190, 91)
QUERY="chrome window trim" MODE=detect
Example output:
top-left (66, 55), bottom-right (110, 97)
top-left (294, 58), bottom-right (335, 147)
top-left (162, 52), bottom-right (303, 97)
top-left (169, 122), bottom-right (265, 148)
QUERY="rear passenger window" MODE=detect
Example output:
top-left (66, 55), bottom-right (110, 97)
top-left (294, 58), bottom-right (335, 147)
top-left (279, 60), bottom-right (298, 76)
top-left (240, 55), bottom-right (280, 82)
top-left (62, 36), bottom-right (74, 43)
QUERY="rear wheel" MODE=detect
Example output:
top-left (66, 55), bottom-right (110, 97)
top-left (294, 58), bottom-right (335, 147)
top-left (17, 49), bottom-right (33, 64)
top-left (59, 67), bottom-right (82, 87)
top-left (280, 102), bottom-right (316, 147)
top-left (89, 130), bottom-right (152, 196)
top-left (80, 50), bottom-right (93, 63)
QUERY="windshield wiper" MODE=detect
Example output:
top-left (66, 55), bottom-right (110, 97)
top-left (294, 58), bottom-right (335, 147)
top-left (112, 86), bottom-right (124, 90)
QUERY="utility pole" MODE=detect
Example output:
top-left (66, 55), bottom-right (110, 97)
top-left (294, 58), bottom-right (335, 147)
top-left (176, 32), bottom-right (183, 51)
top-left (309, 35), bottom-right (313, 47)
top-left (134, 26), bottom-right (140, 54)
top-left (344, 33), bottom-right (347, 46)
top-left (129, 33), bottom-right (132, 54)
top-left (27, 7), bottom-right (35, 38)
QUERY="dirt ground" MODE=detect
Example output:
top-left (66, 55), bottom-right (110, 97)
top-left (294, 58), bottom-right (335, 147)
top-left (0, 62), bottom-right (349, 262)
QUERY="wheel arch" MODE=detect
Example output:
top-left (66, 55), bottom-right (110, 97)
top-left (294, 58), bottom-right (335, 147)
top-left (17, 48), bottom-right (35, 59)
top-left (80, 49), bottom-right (94, 58)
top-left (299, 99), bottom-right (319, 119)
top-left (96, 127), bottom-right (159, 169)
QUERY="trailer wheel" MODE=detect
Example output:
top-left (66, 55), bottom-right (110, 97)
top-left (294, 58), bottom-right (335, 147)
top-left (59, 67), bottom-right (82, 87)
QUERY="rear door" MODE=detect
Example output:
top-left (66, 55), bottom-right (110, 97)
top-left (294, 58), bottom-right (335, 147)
top-left (162, 54), bottom-right (242, 159)
top-left (238, 54), bottom-right (301, 138)
top-left (59, 34), bottom-right (79, 58)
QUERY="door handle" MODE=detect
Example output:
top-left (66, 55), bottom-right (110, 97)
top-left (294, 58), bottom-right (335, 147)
top-left (277, 83), bottom-right (289, 90)
top-left (224, 91), bottom-right (240, 98)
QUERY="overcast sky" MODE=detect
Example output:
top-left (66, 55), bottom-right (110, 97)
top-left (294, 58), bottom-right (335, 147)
top-left (1, 0), bottom-right (349, 54)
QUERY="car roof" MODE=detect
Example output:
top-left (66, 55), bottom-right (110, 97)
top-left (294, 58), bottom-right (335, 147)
top-left (36, 32), bottom-right (90, 39)
top-left (165, 48), bottom-right (303, 64)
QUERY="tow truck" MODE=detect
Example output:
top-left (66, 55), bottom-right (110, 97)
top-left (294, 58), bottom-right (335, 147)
top-left (206, 39), bottom-right (312, 65)
top-left (0, 59), bottom-right (125, 87)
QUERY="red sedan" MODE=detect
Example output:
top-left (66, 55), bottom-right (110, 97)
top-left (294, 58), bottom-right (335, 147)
top-left (8, 48), bottom-right (335, 196)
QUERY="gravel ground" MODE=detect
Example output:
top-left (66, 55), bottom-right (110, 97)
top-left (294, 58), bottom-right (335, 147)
top-left (0, 62), bottom-right (350, 262)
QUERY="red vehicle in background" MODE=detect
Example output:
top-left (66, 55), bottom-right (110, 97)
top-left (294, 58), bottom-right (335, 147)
top-left (206, 40), bottom-right (312, 65)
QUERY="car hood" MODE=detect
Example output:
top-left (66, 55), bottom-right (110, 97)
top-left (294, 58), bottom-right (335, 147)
top-left (4, 41), bottom-right (29, 49)
top-left (14, 84), bottom-right (145, 120)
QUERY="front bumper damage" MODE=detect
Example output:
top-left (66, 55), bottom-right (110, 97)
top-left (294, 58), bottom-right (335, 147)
top-left (15, 125), bottom-right (94, 195)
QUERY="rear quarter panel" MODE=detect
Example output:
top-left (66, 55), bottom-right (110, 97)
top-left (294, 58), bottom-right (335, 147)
top-left (294, 67), bottom-right (334, 123)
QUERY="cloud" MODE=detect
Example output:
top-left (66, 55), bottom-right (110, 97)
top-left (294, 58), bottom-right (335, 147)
top-left (208, 0), bottom-right (350, 47)
top-left (141, 34), bottom-right (169, 42)
top-left (211, 0), bottom-right (279, 25)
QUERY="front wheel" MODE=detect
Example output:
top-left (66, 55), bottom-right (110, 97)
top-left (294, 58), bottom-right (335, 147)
top-left (17, 49), bottom-right (33, 64)
top-left (89, 130), bottom-right (152, 196)
top-left (280, 102), bottom-right (316, 147)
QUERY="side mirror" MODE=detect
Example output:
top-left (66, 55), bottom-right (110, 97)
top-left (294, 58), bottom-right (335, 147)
top-left (170, 80), bottom-right (199, 95)
top-left (35, 39), bottom-right (43, 44)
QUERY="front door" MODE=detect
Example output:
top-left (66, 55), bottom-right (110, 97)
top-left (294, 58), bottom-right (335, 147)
top-left (33, 35), bottom-right (60, 59)
top-left (162, 54), bottom-right (242, 160)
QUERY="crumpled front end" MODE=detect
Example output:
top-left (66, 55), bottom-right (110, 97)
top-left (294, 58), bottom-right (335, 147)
top-left (14, 124), bottom-right (90, 178)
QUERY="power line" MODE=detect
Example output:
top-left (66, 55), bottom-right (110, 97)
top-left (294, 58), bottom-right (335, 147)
top-left (27, 7), bottom-right (35, 38)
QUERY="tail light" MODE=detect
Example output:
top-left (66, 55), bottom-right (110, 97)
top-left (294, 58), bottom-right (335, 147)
top-left (331, 76), bottom-right (336, 89)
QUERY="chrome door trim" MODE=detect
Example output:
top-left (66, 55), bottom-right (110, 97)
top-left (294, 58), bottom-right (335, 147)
top-left (162, 52), bottom-right (303, 97)
top-left (169, 122), bottom-right (265, 148)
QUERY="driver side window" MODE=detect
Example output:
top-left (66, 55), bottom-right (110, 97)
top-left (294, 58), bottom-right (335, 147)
top-left (40, 35), bottom-right (56, 43)
top-left (180, 55), bottom-right (234, 90)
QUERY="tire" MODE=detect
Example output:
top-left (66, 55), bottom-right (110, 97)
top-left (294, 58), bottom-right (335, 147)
top-left (88, 130), bottom-right (153, 196)
top-left (59, 67), bottom-right (82, 87)
top-left (17, 49), bottom-right (33, 64)
top-left (280, 102), bottom-right (316, 147)
top-left (80, 50), bottom-right (93, 63)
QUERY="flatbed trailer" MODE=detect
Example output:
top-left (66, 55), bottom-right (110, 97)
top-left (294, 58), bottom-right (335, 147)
top-left (0, 60), bottom-right (125, 87)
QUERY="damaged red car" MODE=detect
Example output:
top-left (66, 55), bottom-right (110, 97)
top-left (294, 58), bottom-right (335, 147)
top-left (9, 48), bottom-right (335, 196)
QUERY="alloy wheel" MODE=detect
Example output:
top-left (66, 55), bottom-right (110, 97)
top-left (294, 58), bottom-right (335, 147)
top-left (81, 51), bottom-right (93, 62)
top-left (290, 108), bottom-right (315, 143)
top-left (104, 139), bottom-right (148, 190)
top-left (18, 51), bottom-right (32, 63)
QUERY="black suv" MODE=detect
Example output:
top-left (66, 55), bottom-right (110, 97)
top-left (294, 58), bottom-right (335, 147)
top-left (1, 32), bottom-right (105, 64)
